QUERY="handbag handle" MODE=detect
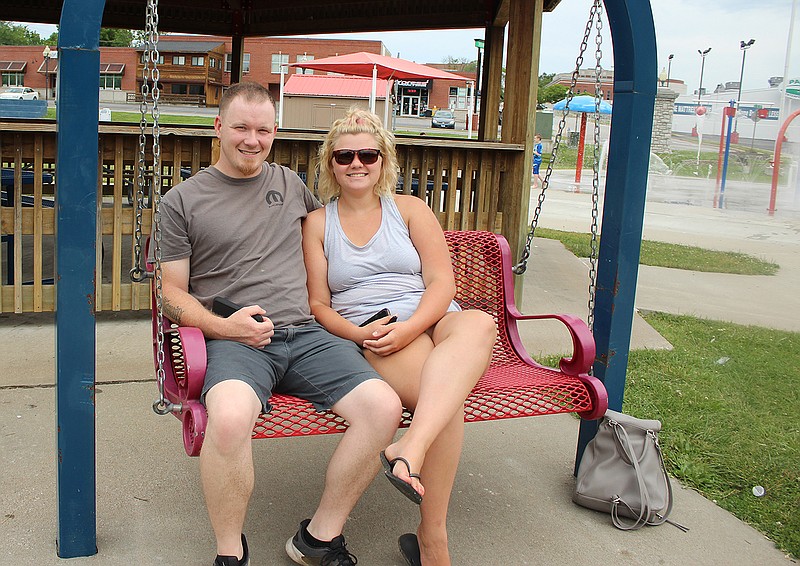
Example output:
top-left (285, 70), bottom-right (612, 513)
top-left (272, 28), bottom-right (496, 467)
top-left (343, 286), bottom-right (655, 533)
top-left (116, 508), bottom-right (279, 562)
top-left (609, 421), bottom-right (688, 531)
top-left (609, 420), bottom-right (652, 530)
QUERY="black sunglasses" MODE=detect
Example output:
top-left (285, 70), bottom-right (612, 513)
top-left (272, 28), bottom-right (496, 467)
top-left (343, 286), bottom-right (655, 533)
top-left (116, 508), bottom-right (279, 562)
top-left (332, 148), bottom-right (382, 166)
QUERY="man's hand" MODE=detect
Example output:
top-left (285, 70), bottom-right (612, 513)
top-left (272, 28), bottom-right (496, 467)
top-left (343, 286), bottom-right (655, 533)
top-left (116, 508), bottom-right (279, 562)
top-left (219, 305), bottom-right (274, 348)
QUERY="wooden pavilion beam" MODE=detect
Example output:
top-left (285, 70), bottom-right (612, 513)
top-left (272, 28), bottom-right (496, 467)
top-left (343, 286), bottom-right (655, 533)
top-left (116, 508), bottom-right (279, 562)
top-left (478, 23), bottom-right (505, 142)
top-left (497, 0), bottom-right (543, 303)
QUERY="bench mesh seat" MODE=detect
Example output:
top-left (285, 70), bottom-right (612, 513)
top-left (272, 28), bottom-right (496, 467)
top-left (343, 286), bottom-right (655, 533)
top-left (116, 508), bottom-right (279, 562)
top-left (151, 230), bottom-right (607, 456)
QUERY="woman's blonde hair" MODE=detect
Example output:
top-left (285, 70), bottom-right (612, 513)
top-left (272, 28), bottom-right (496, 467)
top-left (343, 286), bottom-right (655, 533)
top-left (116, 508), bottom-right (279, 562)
top-left (317, 107), bottom-right (399, 203)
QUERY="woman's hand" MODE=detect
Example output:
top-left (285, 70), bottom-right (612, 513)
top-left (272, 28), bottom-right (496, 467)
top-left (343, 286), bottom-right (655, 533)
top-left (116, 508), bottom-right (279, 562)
top-left (362, 319), bottom-right (416, 356)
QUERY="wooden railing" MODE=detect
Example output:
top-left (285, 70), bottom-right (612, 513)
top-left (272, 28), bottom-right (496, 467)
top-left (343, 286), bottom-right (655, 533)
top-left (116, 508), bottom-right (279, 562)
top-left (0, 121), bottom-right (523, 313)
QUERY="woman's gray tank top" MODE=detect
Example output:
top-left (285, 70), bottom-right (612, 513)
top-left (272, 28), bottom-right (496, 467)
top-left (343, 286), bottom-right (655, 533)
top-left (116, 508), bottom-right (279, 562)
top-left (324, 195), bottom-right (460, 326)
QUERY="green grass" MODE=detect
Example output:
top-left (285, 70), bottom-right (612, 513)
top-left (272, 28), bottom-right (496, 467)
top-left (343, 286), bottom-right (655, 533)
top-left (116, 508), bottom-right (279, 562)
top-left (44, 108), bottom-right (214, 126)
top-left (535, 228), bottom-right (779, 276)
top-left (623, 312), bottom-right (800, 558)
top-left (542, 314), bottom-right (800, 557)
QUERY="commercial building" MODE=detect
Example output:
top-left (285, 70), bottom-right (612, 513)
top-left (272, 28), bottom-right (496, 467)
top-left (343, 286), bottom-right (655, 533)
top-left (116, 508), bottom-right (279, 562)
top-left (0, 36), bottom-right (472, 119)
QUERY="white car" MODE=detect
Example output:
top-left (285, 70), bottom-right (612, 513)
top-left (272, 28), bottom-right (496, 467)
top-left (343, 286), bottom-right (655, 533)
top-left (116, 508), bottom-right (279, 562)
top-left (0, 87), bottom-right (39, 100)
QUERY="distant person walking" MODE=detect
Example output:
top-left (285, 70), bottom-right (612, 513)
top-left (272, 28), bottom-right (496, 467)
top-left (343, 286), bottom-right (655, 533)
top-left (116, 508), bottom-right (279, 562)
top-left (532, 133), bottom-right (543, 189)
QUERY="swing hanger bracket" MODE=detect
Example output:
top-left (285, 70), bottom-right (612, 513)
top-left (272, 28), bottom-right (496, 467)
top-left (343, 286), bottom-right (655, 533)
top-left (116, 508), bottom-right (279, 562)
top-left (129, 266), bottom-right (152, 283)
top-left (153, 399), bottom-right (182, 415)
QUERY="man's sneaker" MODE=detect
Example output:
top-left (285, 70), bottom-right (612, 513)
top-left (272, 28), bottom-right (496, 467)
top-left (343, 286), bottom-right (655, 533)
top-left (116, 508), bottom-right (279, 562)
top-left (285, 519), bottom-right (358, 565)
top-left (213, 533), bottom-right (249, 566)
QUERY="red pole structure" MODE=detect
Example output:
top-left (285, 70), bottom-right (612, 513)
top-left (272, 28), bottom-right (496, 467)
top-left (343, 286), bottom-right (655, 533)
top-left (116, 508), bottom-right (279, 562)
top-left (714, 106), bottom-right (728, 208)
top-left (575, 112), bottom-right (588, 185)
top-left (769, 108), bottom-right (800, 216)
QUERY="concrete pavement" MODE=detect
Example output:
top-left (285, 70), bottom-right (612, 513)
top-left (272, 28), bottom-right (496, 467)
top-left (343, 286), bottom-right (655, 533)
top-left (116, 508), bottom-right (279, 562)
top-left (1, 169), bottom-right (799, 564)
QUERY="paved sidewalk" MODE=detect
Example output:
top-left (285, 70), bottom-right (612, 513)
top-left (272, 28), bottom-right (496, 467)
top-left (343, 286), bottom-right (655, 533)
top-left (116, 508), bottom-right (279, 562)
top-left (1, 172), bottom-right (798, 564)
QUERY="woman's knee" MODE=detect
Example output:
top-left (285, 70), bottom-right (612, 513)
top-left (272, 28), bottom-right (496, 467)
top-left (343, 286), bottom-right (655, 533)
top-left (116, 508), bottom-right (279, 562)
top-left (440, 310), bottom-right (497, 347)
top-left (473, 310), bottom-right (498, 345)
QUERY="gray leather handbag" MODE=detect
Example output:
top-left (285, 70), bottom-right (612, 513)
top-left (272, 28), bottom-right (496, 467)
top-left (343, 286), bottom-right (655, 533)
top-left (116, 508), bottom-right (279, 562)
top-left (573, 409), bottom-right (686, 531)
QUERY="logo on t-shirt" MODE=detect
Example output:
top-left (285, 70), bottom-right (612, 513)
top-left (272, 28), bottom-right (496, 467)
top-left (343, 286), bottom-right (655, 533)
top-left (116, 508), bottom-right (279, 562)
top-left (265, 190), bottom-right (284, 207)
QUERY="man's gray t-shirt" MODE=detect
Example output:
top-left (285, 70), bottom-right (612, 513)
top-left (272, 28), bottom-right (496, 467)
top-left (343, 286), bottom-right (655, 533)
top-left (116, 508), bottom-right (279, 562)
top-left (158, 163), bottom-right (320, 328)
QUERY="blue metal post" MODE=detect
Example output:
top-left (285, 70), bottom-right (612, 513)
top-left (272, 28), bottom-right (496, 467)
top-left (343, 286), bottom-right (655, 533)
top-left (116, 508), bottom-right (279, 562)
top-left (720, 101), bottom-right (736, 208)
top-left (55, 0), bottom-right (105, 557)
top-left (576, 0), bottom-right (657, 471)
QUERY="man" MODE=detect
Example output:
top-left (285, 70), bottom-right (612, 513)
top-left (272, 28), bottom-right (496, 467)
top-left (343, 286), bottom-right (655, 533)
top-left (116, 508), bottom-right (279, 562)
top-left (157, 82), bottom-right (402, 566)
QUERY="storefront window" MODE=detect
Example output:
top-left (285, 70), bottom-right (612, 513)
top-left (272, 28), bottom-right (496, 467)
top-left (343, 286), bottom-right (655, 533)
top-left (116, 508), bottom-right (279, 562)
top-left (449, 86), bottom-right (468, 110)
top-left (397, 79), bottom-right (431, 117)
top-left (2, 72), bottom-right (25, 86)
top-left (99, 73), bottom-right (121, 90)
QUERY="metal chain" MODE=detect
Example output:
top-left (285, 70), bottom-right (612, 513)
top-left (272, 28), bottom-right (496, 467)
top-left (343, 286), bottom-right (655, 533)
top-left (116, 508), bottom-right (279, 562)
top-left (129, 6), bottom-right (154, 284)
top-left (132, 0), bottom-right (175, 416)
top-left (587, 0), bottom-right (604, 331)
top-left (512, 1), bottom-right (598, 275)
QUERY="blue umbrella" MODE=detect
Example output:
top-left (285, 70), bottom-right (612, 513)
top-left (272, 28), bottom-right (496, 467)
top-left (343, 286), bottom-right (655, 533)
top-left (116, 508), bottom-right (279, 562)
top-left (553, 95), bottom-right (613, 114)
top-left (552, 95), bottom-right (612, 184)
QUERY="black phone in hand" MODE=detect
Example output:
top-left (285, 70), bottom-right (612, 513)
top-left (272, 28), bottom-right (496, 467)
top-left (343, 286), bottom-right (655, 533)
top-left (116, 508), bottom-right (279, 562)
top-left (358, 308), bottom-right (397, 327)
top-left (212, 296), bottom-right (264, 323)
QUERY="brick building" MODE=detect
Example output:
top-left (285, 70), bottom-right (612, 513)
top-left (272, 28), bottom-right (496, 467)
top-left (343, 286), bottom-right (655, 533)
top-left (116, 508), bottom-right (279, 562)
top-left (0, 45), bottom-right (138, 103)
top-left (0, 36), bottom-right (471, 116)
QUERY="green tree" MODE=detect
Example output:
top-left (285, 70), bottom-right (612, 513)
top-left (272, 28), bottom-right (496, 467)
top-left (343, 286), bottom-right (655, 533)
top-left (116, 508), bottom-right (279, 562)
top-left (538, 83), bottom-right (568, 104)
top-left (536, 73), bottom-right (568, 104)
top-left (99, 28), bottom-right (134, 47)
top-left (0, 21), bottom-right (43, 45)
top-left (441, 55), bottom-right (477, 73)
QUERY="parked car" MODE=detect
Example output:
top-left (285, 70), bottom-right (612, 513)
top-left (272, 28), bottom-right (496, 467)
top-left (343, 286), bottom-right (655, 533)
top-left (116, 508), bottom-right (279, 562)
top-left (431, 109), bottom-right (455, 129)
top-left (0, 87), bottom-right (39, 100)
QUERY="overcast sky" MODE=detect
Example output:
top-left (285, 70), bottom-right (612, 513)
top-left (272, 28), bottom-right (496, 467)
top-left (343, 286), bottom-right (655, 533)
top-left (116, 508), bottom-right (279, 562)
top-left (312, 0), bottom-right (798, 94)
top-left (18, 0), bottom-right (800, 94)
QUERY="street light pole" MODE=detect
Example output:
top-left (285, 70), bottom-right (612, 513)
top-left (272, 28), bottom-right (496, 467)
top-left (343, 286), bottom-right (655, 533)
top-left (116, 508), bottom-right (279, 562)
top-left (734, 39), bottom-right (755, 136)
top-left (42, 45), bottom-right (51, 103)
top-left (697, 47), bottom-right (711, 107)
top-left (473, 38), bottom-right (484, 114)
top-left (667, 54), bottom-right (674, 87)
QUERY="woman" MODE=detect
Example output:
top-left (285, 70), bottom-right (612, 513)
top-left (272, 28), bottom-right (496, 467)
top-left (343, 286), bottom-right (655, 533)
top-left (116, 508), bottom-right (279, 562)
top-left (302, 108), bottom-right (496, 566)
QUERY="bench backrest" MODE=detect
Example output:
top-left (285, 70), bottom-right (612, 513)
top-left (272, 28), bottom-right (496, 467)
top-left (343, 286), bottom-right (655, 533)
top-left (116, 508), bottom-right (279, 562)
top-left (444, 230), bottom-right (515, 365)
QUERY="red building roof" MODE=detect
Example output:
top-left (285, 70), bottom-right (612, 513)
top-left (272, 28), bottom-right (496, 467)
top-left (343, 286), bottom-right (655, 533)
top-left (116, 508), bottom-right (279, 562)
top-left (284, 74), bottom-right (390, 99)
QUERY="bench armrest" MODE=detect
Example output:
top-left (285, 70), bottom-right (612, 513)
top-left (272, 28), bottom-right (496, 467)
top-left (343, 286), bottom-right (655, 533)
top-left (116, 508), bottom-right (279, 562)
top-left (505, 305), bottom-right (596, 376)
top-left (173, 325), bottom-right (208, 400)
top-left (155, 323), bottom-right (207, 403)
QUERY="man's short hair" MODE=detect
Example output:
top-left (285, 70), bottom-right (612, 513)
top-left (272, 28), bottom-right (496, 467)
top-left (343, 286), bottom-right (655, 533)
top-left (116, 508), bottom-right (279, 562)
top-left (219, 82), bottom-right (276, 116)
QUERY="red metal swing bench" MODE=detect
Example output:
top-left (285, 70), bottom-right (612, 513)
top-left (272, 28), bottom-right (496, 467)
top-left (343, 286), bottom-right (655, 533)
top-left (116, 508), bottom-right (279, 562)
top-left (150, 230), bottom-right (608, 456)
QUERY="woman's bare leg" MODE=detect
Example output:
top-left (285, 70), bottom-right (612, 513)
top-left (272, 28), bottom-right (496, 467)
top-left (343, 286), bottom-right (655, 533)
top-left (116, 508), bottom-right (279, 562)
top-left (367, 309), bottom-right (496, 565)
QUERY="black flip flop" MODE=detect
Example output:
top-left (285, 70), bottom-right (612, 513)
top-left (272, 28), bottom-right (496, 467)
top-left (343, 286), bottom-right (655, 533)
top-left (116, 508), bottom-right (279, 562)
top-left (398, 533), bottom-right (422, 566)
top-left (380, 451), bottom-right (423, 504)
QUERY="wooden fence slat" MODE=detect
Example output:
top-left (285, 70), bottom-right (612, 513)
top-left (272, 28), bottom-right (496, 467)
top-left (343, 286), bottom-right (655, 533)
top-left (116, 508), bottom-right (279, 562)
top-left (33, 134), bottom-right (44, 311)
top-left (445, 150), bottom-right (461, 230)
top-left (112, 136), bottom-right (125, 311)
top-left (13, 134), bottom-right (23, 312)
top-left (95, 141), bottom-right (104, 312)
top-left (0, 131), bottom-right (3, 313)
